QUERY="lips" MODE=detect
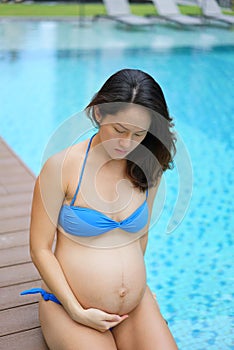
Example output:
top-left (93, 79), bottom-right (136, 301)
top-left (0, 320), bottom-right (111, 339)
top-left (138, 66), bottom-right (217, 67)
top-left (115, 148), bottom-right (128, 156)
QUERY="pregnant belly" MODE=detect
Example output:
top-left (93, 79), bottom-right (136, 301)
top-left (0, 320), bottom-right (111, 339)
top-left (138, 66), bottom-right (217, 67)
top-left (55, 236), bottom-right (146, 315)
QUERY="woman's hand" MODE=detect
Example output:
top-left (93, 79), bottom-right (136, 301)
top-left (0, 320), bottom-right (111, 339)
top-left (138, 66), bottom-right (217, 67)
top-left (83, 308), bottom-right (129, 332)
top-left (71, 306), bottom-right (128, 332)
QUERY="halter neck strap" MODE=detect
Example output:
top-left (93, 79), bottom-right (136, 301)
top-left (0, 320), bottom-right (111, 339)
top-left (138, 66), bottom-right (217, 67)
top-left (70, 134), bottom-right (96, 206)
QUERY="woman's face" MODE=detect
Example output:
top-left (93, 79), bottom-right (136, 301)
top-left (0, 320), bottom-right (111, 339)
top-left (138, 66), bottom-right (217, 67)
top-left (96, 104), bottom-right (151, 159)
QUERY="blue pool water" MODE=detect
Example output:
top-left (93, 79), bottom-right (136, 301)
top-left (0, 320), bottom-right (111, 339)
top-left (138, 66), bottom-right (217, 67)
top-left (0, 20), bottom-right (233, 349)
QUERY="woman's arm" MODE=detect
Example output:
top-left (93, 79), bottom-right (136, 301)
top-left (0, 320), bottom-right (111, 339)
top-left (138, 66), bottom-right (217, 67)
top-left (30, 152), bottom-right (127, 332)
top-left (30, 154), bottom-right (83, 315)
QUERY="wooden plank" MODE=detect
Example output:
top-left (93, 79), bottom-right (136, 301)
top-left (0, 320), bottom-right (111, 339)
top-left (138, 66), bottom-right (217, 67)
top-left (0, 230), bottom-right (29, 249)
top-left (0, 328), bottom-right (48, 350)
top-left (0, 151), bottom-right (12, 159)
top-left (0, 280), bottom-right (42, 310)
top-left (0, 137), bottom-right (35, 179)
top-left (0, 138), bottom-right (47, 346)
top-left (0, 262), bottom-right (40, 287)
top-left (0, 145), bottom-right (12, 156)
top-left (0, 203), bottom-right (31, 220)
top-left (0, 156), bottom-right (21, 167)
top-left (3, 181), bottom-right (35, 195)
top-left (0, 165), bottom-right (28, 175)
top-left (0, 216), bottom-right (30, 234)
top-left (0, 192), bottom-right (32, 207)
top-left (0, 172), bottom-right (34, 185)
top-left (0, 245), bottom-right (31, 267)
top-left (0, 303), bottom-right (40, 336)
top-left (0, 184), bottom-right (7, 195)
top-left (0, 146), bottom-right (12, 158)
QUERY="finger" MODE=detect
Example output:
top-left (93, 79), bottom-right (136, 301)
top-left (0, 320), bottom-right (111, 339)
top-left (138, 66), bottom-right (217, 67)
top-left (106, 315), bottom-right (129, 328)
top-left (119, 314), bottom-right (129, 321)
top-left (104, 313), bottom-right (122, 322)
top-left (107, 313), bottom-right (129, 323)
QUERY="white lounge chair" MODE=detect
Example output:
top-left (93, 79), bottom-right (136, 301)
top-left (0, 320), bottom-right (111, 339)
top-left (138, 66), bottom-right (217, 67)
top-left (150, 0), bottom-right (204, 26)
top-left (200, 0), bottom-right (234, 25)
top-left (96, 0), bottom-right (156, 27)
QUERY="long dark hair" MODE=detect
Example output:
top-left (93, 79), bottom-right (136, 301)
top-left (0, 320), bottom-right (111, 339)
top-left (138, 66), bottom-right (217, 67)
top-left (86, 69), bottom-right (176, 192)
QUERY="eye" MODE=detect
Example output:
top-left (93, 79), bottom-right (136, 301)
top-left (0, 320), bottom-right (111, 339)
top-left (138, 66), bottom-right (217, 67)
top-left (114, 127), bottom-right (125, 134)
top-left (135, 132), bottom-right (147, 137)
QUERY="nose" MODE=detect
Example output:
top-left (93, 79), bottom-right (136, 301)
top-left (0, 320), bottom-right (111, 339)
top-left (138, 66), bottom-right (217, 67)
top-left (119, 135), bottom-right (132, 150)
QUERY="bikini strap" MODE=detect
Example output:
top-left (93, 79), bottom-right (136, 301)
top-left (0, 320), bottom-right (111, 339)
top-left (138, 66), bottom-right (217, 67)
top-left (20, 288), bottom-right (61, 305)
top-left (70, 134), bottom-right (96, 206)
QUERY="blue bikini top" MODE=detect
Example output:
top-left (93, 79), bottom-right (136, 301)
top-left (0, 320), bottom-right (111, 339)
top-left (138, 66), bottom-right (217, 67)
top-left (58, 134), bottom-right (149, 237)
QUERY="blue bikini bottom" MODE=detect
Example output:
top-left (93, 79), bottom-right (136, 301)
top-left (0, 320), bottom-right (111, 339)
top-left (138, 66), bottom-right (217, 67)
top-left (20, 288), bottom-right (115, 330)
top-left (20, 288), bottom-right (61, 305)
top-left (21, 288), bottom-right (168, 327)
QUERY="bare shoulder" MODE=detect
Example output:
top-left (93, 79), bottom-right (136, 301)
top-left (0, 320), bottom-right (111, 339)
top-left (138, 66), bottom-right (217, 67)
top-left (39, 139), bottom-right (89, 195)
top-left (41, 139), bottom-right (88, 174)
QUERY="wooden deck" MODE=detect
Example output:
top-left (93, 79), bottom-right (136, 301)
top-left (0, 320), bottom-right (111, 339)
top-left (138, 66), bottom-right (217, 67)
top-left (0, 137), bottom-right (48, 349)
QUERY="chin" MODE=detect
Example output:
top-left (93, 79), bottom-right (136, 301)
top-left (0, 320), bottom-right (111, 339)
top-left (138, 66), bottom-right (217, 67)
top-left (110, 154), bottom-right (125, 160)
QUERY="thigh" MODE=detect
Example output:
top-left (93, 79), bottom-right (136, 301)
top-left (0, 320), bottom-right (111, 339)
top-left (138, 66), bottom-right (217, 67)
top-left (112, 286), bottom-right (178, 350)
top-left (39, 299), bottom-right (117, 350)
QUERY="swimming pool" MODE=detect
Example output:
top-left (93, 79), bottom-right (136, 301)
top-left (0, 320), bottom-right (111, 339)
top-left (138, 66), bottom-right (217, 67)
top-left (0, 19), bottom-right (233, 349)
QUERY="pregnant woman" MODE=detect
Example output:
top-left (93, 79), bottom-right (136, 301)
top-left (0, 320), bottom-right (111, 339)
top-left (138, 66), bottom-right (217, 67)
top-left (21, 69), bottom-right (178, 349)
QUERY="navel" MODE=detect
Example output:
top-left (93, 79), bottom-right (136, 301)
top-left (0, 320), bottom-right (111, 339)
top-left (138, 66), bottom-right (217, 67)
top-left (119, 287), bottom-right (128, 297)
